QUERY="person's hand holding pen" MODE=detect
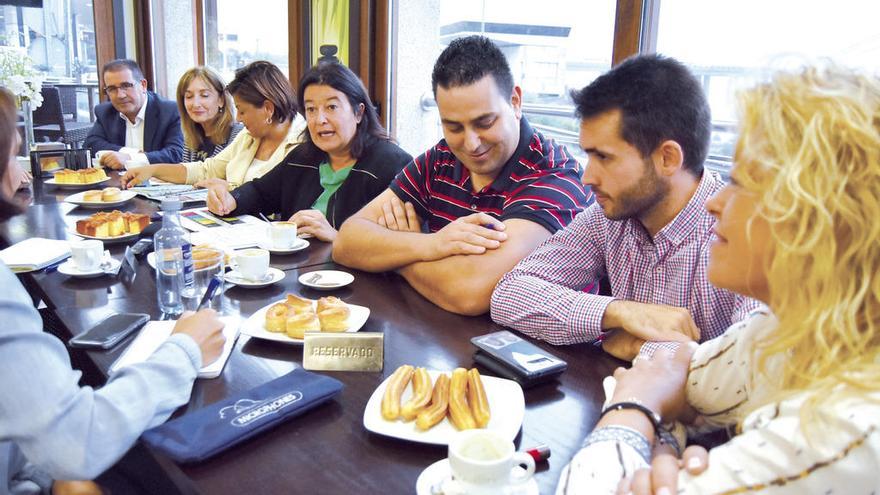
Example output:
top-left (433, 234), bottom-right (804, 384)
top-left (172, 306), bottom-right (226, 366)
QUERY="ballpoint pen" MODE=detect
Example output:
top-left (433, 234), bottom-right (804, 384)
top-left (196, 275), bottom-right (223, 311)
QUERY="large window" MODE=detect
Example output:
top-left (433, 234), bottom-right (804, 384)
top-left (1, 0), bottom-right (98, 125)
top-left (394, 0), bottom-right (616, 161)
top-left (203, 0), bottom-right (289, 83)
top-left (0, 0), bottom-right (97, 81)
top-left (655, 0), bottom-right (880, 172)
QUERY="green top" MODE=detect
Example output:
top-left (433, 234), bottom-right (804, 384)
top-left (311, 162), bottom-right (354, 216)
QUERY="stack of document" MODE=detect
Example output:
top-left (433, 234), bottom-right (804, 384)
top-left (179, 207), bottom-right (267, 249)
top-left (134, 184), bottom-right (208, 204)
top-left (0, 238), bottom-right (71, 273)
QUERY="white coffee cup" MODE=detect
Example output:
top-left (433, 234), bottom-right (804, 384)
top-left (69, 239), bottom-right (103, 271)
top-left (443, 430), bottom-right (535, 495)
top-left (268, 221), bottom-right (298, 249)
top-left (235, 248), bottom-right (270, 281)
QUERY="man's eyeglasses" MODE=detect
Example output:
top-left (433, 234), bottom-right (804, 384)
top-left (103, 82), bottom-right (137, 96)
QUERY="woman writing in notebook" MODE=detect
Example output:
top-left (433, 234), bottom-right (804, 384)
top-left (0, 87), bottom-right (226, 494)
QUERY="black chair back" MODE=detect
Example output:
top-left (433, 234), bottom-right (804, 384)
top-left (32, 86), bottom-right (65, 131)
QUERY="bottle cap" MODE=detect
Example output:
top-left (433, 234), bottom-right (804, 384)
top-left (161, 197), bottom-right (183, 211)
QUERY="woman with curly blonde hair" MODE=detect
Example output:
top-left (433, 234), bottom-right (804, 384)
top-left (557, 64), bottom-right (880, 494)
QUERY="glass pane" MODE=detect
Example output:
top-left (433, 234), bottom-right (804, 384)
top-left (656, 0), bottom-right (880, 170)
top-left (394, 0), bottom-right (615, 162)
top-left (0, 0), bottom-right (98, 81)
top-left (0, 0), bottom-right (99, 123)
top-left (311, 0), bottom-right (349, 65)
top-left (204, 0), bottom-right (289, 83)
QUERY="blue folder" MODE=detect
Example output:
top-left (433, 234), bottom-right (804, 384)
top-left (142, 367), bottom-right (343, 463)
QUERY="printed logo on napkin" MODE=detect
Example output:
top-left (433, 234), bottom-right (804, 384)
top-left (219, 391), bottom-right (304, 427)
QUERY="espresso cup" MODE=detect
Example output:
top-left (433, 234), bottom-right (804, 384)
top-left (444, 430), bottom-right (535, 494)
top-left (235, 248), bottom-right (270, 281)
top-left (268, 221), bottom-right (298, 249)
top-left (70, 239), bottom-right (103, 271)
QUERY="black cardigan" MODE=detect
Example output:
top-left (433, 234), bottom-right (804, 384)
top-left (230, 139), bottom-right (412, 228)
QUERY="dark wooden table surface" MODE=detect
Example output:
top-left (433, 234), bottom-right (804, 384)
top-left (3, 174), bottom-right (624, 494)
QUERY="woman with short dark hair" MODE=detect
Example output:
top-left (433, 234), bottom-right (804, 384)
top-left (204, 62), bottom-right (412, 242)
top-left (121, 60), bottom-right (305, 190)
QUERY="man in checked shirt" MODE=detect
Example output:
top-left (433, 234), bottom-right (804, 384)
top-left (491, 55), bottom-right (761, 360)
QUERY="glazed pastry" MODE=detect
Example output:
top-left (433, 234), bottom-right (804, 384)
top-left (82, 190), bottom-right (102, 202)
top-left (286, 311), bottom-right (320, 339)
top-left (265, 303), bottom-right (289, 333)
top-left (317, 306), bottom-right (349, 332)
top-left (101, 187), bottom-right (122, 201)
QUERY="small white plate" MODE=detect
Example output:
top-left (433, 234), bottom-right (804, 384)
top-left (57, 258), bottom-right (121, 278)
top-left (69, 230), bottom-right (141, 244)
top-left (363, 370), bottom-right (525, 446)
top-left (45, 177), bottom-right (111, 189)
top-left (64, 189), bottom-right (137, 209)
top-left (415, 459), bottom-right (538, 495)
top-left (298, 270), bottom-right (354, 290)
top-left (225, 267), bottom-right (285, 288)
top-left (240, 297), bottom-right (370, 344)
top-left (257, 237), bottom-right (309, 254)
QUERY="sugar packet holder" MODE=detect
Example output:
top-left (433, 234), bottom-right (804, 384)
top-left (141, 367), bottom-right (343, 463)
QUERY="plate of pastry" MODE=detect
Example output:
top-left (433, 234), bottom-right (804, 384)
top-left (65, 187), bottom-right (137, 208)
top-left (46, 168), bottom-right (111, 189)
top-left (362, 366), bottom-right (524, 446)
top-left (146, 245), bottom-right (235, 270)
top-left (240, 293), bottom-right (370, 344)
top-left (70, 210), bottom-right (150, 243)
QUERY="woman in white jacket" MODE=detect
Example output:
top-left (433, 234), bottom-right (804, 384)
top-left (558, 64), bottom-right (880, 494)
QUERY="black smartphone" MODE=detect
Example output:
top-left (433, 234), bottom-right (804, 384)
top-left (69, 313), bottom-right (150, 350)
top-left (471, 330), bottom-right (567, 387)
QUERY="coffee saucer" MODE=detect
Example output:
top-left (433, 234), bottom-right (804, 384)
top-left (415, 459), bottom-right (538, 495)
top-left (57, 258), bottom-right (121, 278)
top-left (225, 267), bottom-right (285, 288)
top-left (298, 270), bottom-right (354, 290)
top-left (257, 238), bottom-right (309, 254)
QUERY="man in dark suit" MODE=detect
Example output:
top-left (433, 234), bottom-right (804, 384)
top-left (84, 59), bottom-right (183, 169)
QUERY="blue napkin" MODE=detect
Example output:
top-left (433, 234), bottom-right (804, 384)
top-left (142, 368), bottom-right (343, 463)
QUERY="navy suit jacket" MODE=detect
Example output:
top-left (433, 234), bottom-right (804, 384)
top-left (84, 91), bottom-right (184, 164)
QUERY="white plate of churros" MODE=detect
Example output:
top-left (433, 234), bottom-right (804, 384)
top-left (362, 366), bottom-right (524, 445)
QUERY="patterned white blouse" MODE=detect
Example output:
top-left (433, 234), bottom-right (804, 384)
top-left (557, 308), bottom-right (880, 494)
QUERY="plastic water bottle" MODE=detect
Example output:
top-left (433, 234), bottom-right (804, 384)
top-left (154, 197), bottom-right (193, 315)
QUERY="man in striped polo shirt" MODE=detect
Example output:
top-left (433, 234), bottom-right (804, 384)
top-left (491, 55), bottom-right (761, 360)
top-left (334, 36), bottom-right (590, 316)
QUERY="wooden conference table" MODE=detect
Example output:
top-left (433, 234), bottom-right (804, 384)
top-left (3, 173), bottom-right (623, 494)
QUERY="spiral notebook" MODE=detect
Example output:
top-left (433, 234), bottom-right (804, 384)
top-left (0, 238), bottom-right (71, 273)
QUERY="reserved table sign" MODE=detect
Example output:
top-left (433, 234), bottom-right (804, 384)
top-left (303, 332), bottom-right (384, 372)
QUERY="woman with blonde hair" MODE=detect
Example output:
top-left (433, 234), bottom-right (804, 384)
top-left (557, 64), bottom-right (880, 493)
top-left (176, 66), bottom-right (243, 162)
top-left (121, 60), bottom-right (304, 189)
